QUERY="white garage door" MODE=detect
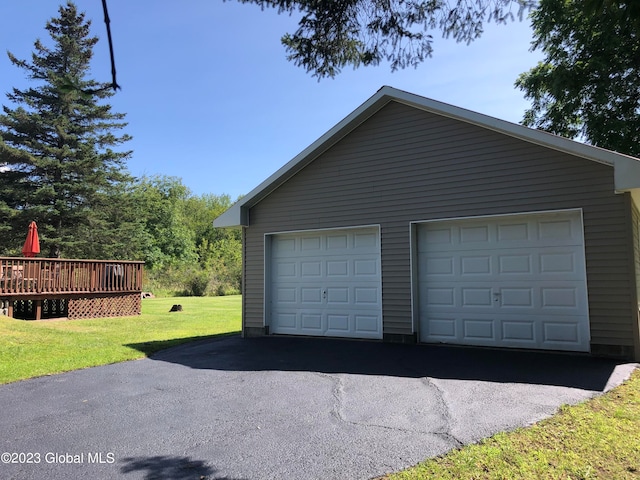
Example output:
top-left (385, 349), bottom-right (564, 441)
top-left (417, 210), bottom-right (590, 351)
top-left (269, 227), bottom-right (382, 339)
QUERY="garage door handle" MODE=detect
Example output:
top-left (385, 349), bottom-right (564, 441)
top-left (322, 289), bottom-right (327, 299)
top-left (493, 292), bottom-right (501, 302)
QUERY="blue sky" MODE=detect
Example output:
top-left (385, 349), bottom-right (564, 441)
top-left (1, 1), bottom-right (542, 199)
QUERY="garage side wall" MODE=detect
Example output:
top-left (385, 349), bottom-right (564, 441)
top-left (629, 200), bottom-right (640, 359)
top-left (243, 101), bottom-right (636, 356)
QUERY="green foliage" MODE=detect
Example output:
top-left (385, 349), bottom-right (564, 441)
top-left (0, 2), bottom-right (135, 258)
top-left (516, 0), bottom-right (640, 156)
top-left (185, 270), bottom-right (211, 296)
top-left (134, 176), bottom-right (242, 296)
top-left (132, 175), bottom-right (198, 269)
top-left (234, 0), bottom-right (535, 78)
top-left (582, 0), bottom-right (640, 26)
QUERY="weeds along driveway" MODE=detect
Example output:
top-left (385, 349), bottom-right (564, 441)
top-left (0, 335), bottom-right (636, 480)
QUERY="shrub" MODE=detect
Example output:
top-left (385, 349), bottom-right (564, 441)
top-left (186, 271), bottom-right (210, 296)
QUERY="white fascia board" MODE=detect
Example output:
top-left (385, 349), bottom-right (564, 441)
top-left (213, 202), bottom-right (243, 227)
top-left (614, 159), bottom-right (640, 192)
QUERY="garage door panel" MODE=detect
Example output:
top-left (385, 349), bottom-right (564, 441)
top-left (502, 320), bottom-right (535, 342)
top-left (270, 227), bottom-right (382, 339)
top-left (301, 287), bottom-right (323, 304)
top-left (301, 313), bottom-right (323, 332)
top-left (421, 215), bottom-right (585, 252)
top-left (326, 234), bottom-right (348, 250)
top-left (417, 211), bottom-right (590, 352)
top-left (273, 238), bottom-right (296, 254)
top-left (301, 235), bottom-right (322, 251)
top-left (422, 312), bottom-right (586, 349)
top-left (498, 254), bottom-right (532, 274)
top-left (538, 218), bottom-right (574, 240)
top-left (500, 287), bottom-right (533, 307)
top-left (355, 287), bottom-right (379, 304)
top-left (422, 282), bottom-right (587, 316)
top-left (273, 312), bottom-right (296, 330)
top-left (326, 287), bottom-right (349, 304)
top-left (354, 258), bottom-right (379, 276)
top-left (271, 311), bottom-right (383, 339)
top-left (419, 227), bottom-right (454, 250)
top-left (427, 317), bottom-right (457, 338)
top-left (301, 261), bottom-right (322, 277)
top-left (421, 249), bottom-right (584, 282)
top-left (274, 287), bottom-right (297, 303)
top-left (274, 261), bottom-right (297, 278)
top-left (497, 222), bottom-right (529, 241)
top-left (277, 284), bottom-right (380, 308)
top-left (273, 256), bottom-right (379, 281)
top-left (461, 255), bottom-right (492, 275)
top-left (539, 251), bottom-right (578, 274)
top-left (463, 318), bottom-right (495, 340)
top-left (355, 315), bottom-right (381, 332)
top-left (327, 260), bottom-right (349, 277)
top-left (462, 288), bottom-right (493, 306)
top-left (422, 286), bottom-right (456, 307)
top-left (541, 286), bottom-right (579, 308)
top-left (327, 314), bottom-right (349, 333)
top-left (422, 256), bottom-right (455, 276)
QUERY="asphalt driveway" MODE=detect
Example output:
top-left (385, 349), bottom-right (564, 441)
top-left (0, 335), bottom-right (636, 480)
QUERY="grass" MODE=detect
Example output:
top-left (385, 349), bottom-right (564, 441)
top-left (0, 295), bottom-right (241, 384)
top-left (385, 368), bottom-right (640, 480)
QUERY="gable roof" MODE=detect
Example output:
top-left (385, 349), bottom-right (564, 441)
top-left (214, 86), bottom-right (640, 227)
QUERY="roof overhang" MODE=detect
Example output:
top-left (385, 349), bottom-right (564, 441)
top-left (214, 86), bottom-right (640, 227)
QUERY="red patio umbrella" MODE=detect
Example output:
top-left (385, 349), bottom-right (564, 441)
top-left (22, 221), bottom-right (41, 257)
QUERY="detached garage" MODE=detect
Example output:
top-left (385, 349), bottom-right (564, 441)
top-left (215, 86), bottom-right (640, 361)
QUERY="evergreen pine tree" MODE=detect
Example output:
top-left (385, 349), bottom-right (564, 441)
top-left (0, 1), bottom-right (136, 258)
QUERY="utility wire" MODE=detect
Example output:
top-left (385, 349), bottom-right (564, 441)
top-left (101, 0), bottom-right (120, 91)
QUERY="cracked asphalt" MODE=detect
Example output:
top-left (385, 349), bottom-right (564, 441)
top-left (0, 335), bottom-right (636, 480)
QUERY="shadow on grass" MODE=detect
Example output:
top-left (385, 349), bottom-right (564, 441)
top-left (126, 332), bottom-right (241, 357)
top-left (120, 455), bottom-right (247, 480)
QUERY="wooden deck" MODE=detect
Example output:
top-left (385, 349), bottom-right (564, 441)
top-left (0, 257), bottom-right (144, 320)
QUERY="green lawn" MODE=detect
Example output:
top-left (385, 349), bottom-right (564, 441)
top-left (0, 295), bottom-right (241, 384)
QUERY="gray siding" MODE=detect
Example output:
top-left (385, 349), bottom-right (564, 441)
top-left (633, 202), bottom-right (640, 306)
top-left (630, 201), bottom-right (640, 358)
top-left (244, 101), bottom-right (637, 350)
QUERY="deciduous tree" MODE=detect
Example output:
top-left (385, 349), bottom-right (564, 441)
top-left (134, 176), bottom-right (242, 295)
top-left (132, 176), bottom-right (198, 270)
top-left (516, 0), bottom-right (640, 156)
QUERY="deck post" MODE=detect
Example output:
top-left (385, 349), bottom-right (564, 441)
top-left (35, 299), bottom-right (42, 320)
